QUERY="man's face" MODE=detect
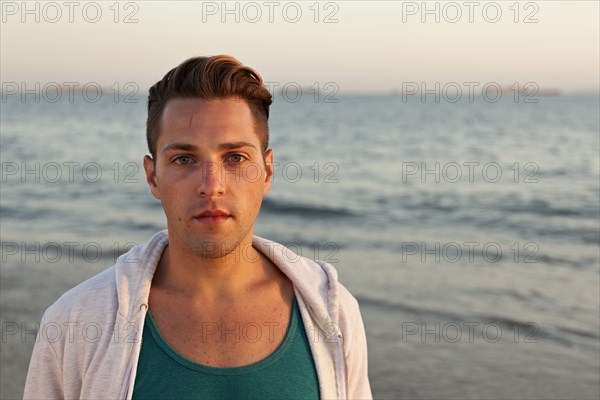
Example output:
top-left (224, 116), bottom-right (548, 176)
top-left (143, 97), bottom-right (273, 259)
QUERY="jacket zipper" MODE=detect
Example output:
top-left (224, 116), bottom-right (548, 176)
top-left (337, 332), bottom-right (348, 399)
top-left (125, 304), bottom-right (147, 400)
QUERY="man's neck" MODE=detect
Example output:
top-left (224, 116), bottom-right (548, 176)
top-left (151, 236), bottom-right (275, 304)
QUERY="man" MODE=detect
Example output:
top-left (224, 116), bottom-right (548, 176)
top-left (23, 55), bottom-right (372, 399)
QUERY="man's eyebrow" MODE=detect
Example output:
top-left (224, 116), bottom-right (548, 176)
top-left (161, 143), bottom-right (198, 153)
top-left (161, 141), bottom-right (258, 154)
top-left (217, 141), bottom-right (258, 151)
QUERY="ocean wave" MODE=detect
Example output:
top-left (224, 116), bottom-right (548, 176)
top-left (356, 295), bottom-right (599, 348)
top-left (261, 198), bottom-right (354, 218)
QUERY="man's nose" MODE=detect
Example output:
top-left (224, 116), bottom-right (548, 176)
top-left (197, 161), bottom-right (225, 196)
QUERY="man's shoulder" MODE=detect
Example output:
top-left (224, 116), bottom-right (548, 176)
top-left (334, 276), bottom-right (362, 326)
top-left (42, 265), bottom-right (118, 323)
top-left (313, 259), bottom-right (362, 323)
top-left (41, 231), bottom-right (168, 323)
top-left (336, 280), bottom-right (360, 309)
top-left (311, 258), bottom-right (357, 301)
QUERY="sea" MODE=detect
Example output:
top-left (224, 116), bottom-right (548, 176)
top-left (1, 91), bottom-right (599, 399)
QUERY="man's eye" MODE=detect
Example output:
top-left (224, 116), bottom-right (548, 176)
top-left (227, 154), bottom-right (246, 163)
top-left (174, 156), bottom-right (193, 165)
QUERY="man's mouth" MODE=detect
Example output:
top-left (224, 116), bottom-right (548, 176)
top-left (194, 209), bottom-right (231, 225)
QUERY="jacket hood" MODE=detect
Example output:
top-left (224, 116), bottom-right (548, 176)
top-left (114, 230), bottom-right (340, 328)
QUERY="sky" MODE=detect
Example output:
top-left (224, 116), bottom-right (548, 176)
top-left (1, 0), bottom-right (599, 93)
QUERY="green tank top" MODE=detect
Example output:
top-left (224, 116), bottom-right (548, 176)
top-left (132, 295), bottom-right (320, 399)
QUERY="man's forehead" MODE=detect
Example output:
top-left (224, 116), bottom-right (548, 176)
top-left (161, 97), bottom-right (254, 129)
top-left (158, 98), bottom-right (261, 150)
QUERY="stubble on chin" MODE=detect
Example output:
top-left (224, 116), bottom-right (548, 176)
top-left (185, 236), bottom-right (238, 260)
top-left (180, 221), bottom-right (250, 262)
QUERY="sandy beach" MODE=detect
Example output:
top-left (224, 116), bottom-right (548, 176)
top-left (1, 256), bottom-right (111, 399)
top-left (3, 250), bottom-right (599, 399)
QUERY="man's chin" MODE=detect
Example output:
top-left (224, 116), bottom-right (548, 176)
top-left (184, 235), bottom-right (241, 261)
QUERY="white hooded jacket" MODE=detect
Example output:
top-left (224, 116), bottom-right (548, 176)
top-left (23, 231), bottom-right (372, 399)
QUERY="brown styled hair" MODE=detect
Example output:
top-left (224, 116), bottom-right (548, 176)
top-left (146, 55), bottom-right (273, 159)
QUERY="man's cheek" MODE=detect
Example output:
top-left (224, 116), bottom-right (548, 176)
top-left (239, 162), bottom-right (263, 184)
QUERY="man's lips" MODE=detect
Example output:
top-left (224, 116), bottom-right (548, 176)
top-left (193, 209), bottom-right (231, 224)
top-left (198, 210), bottom-right (230, 217)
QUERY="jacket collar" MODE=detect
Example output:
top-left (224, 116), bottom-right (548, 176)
top-left (115, 230), bottom-right (339, 327)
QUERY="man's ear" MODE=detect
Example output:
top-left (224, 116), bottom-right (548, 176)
top-left (263, 148), bottom-right (274, 195)
top-left (143, 155), bottom-right (161, 200)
